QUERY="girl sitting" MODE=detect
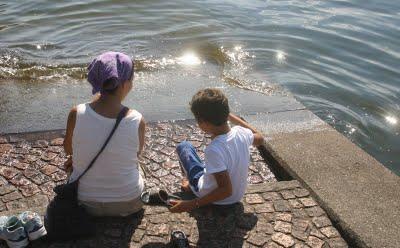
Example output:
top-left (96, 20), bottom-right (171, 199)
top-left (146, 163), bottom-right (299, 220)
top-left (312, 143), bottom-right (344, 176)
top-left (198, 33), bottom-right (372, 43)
top-left (63, 51), bottom-right (146, 216)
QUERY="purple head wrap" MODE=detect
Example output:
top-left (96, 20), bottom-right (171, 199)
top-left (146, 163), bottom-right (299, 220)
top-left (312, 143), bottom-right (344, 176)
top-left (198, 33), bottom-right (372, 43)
top-left (87, 51), bottom-right (134, 94)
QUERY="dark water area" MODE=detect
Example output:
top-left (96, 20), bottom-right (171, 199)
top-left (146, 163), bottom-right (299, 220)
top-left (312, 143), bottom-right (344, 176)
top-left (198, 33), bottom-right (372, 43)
top-left (0, 0), bottom-right (399, 175)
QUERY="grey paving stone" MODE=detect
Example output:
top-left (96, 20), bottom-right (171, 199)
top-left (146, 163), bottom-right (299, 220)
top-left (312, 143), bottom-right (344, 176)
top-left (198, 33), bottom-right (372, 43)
top-left (271, 232), bottom-right (295, 248)
top-left (0, 121), bottom-right (347, 247)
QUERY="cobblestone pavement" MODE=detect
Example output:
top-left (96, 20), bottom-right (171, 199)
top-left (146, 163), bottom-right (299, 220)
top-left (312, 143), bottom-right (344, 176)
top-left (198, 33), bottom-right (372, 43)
top-left (0, 120), bottom-right (347, 247)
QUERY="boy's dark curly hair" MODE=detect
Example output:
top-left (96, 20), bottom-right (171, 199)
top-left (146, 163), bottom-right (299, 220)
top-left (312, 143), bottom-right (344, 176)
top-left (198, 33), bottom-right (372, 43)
top-left (190, 88), bottom-right (230, 126)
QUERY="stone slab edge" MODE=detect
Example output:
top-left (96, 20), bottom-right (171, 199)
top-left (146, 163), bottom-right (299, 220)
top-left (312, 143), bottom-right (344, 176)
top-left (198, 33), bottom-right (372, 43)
top-left (244, 109), bottom-right (400, 248)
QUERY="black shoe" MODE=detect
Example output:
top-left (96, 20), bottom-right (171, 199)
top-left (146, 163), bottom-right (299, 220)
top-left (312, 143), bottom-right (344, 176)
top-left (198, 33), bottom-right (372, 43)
top-left (141, 189), bottom-right (181, 206)
top-left (170, 230), bottom-right (189, 248)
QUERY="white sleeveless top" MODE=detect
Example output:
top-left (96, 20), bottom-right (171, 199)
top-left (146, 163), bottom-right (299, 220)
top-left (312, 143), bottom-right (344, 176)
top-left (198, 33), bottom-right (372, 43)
top-left (70, 103), bottom-right (144, 202)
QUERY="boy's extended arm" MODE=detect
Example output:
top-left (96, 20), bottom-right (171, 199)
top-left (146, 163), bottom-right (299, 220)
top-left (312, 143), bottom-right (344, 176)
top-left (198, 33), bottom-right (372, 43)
top-left (169, 170), bottom-right (232, 213)
top-left (228, 113), bottom-right (264, 147)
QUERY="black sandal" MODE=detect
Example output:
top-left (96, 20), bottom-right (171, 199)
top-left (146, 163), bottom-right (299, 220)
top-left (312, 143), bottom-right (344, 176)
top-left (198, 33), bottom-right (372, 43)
top-left (141, 189), bottom-right (181, 206)
top-left (170, 230), bottom-right (189, 248)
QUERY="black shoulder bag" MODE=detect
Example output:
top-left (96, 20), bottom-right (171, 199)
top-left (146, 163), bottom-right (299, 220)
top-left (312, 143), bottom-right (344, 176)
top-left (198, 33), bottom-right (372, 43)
top-left (44, 107), bottom-right (129, 240)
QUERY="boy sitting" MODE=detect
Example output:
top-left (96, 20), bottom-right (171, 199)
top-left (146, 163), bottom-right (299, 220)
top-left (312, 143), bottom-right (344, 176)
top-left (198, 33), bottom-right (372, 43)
top-left (169, 88), bottom-right (264, 213)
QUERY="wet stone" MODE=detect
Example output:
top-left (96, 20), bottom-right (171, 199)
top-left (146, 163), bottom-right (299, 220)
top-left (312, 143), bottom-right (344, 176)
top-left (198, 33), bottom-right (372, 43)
top-left (293, 219), bottom-right (310, 233)
top-left (280, 190), bottom-right (296, 200)
top-left (0, 176), bottom-right (7, 186)
top-left (299, 197), bottom-right (318, 207)
top-left (288, 199), bottom-right (303, 209)
top-left (293, 188), bottom-right (310, 198)
top-left (50, 156), bottom-right (66, 168)
top-left (0, 144), bottom-right (13, 154)
top-left (320, 226), bottom-right (340, 238)
top-left (147, 162), bottom-right (161, 171)
top-left (275, 213), bottom-right (292, 223)
top-left (50, 171), bottom-right (67, 182)
top-left (40, 164), bottom-right (59, 175)
top-left (246, 194), bottom-right (264, 204)
top-left (266, 241), bottom-right (284, 248)
top-left (248, 174), bottom-right (263, 184)
top-left (23, 168), bottom-right (40, 179)
top-left (50, 138), bottom-right (64, 146)
top-left (274, 221), bottom-right (292, 234)
top-left (12, 148), bottom-right (29, 155)
top-left (13, 162), bottom-right (29, 170)
top-left (25, 155), bottom-right (39, 163)
top-left (247, 232), bottom-right (268, 246)
top-left (262, 192), bottom-right (282, 201)
top-left (306, 236), bottom-right (325, 248)
top-left (6, 199), bottom-right (28, 210)
top-left (33, 140), bottom-right (48, 148)
top-left (0, 166), bottom-right (19, 180)
top-left (33, 159), bottom-right (48, 170)
top-left (40, 181), bottom-right (55, 195)
top-left (20, 183), bottom-right (40, 197)
top-left (0, 184), bottom-right (17, 195)
top-left (31, 174), bottom-right (51, 185)
top-left (41, 152), bottom-right (58, 162)
top-left (151, 168), bottom-right (169, 178)
top-left (327, 238), bottom-right (348, 248)
top-left (9, 174), bottom-right (31, 186)
top-left (140, 235), bottom-right (167, 246)
top-left (292, 229), bottom-right (308, 242)
top-left (310, 227), bottom-right (325, 239)
top-left (0, 137), bottom-right (7, 144)
top-left (292, 208), bottom-right (308, 219)
top-left (146, 223), bottom-right (169, 236)
top-left (273, 200), bottom-right (291, 212)
top-left (1, 191), bottom-right (23, 202)
top-left (312, 216), bottom-right (332, 228)
top-left (256, 222), bottom-right (274, 235)
top-left (254, 202), bottom-right (274, 213)
top-left (148, 213), bottom-right (170, 224)
top-left (46, 146), bottom-right (63, 153)
top-left (271, 232), bottom-right (295, 248)
top-left (131, 229), bottom-right (145, 243)
top-left (170, 168), bottom-right (182, 177)
top-left (305, 206), bottom-right (325, 217)
top-left (8, 136), bottom-right (24, 143)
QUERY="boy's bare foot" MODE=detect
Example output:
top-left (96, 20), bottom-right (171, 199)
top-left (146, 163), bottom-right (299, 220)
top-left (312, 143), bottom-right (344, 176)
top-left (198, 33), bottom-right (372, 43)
top-left (181, 179), bottom-right (192, 192)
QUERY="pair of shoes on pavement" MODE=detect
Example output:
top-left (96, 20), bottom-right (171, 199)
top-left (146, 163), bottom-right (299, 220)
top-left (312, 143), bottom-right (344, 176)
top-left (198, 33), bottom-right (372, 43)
top-left (141, 189), bottom-right (181, 206)
top-left (0, 211), bottom-right (47, 248)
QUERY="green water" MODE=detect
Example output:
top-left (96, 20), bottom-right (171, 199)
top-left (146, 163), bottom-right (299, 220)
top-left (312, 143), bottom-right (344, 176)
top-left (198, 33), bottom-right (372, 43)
top-left (0, 0), bottom-right (399, 175)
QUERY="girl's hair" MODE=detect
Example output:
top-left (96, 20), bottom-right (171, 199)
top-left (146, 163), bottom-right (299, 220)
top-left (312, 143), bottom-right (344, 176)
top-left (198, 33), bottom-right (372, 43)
top-left (101, 62), bottom-right (134, 94)
top-left (102, 77), bottom-right (119, 94)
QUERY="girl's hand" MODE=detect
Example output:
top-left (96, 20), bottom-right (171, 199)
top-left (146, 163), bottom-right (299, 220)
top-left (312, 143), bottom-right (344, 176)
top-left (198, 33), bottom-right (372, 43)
top-left (169, 200), bottom-right (196, 213)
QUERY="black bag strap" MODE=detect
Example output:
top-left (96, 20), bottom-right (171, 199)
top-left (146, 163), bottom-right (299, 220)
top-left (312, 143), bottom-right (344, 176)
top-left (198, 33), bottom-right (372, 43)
top-left (73, 106), bottom-right (129, 182)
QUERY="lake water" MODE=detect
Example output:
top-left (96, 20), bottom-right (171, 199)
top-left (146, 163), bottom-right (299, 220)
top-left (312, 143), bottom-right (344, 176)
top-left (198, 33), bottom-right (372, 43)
top-left (0, 0), bottom-right (399, 175)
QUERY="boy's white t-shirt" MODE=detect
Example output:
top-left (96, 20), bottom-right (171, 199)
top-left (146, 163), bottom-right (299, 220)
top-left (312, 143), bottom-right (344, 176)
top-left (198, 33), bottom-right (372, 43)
top-left (193, 126), bottom-right (254, 205)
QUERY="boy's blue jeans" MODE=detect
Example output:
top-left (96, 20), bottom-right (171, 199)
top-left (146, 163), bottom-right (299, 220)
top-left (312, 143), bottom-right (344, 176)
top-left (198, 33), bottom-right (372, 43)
top-left (176, 141), bottom-right (205, 192)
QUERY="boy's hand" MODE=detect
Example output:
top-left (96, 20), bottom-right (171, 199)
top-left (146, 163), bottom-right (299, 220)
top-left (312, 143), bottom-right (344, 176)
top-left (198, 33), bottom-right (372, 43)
top-left (64, 157), bottom-right (72, 170)
top-left (169, 200), bottom-right (196, 213)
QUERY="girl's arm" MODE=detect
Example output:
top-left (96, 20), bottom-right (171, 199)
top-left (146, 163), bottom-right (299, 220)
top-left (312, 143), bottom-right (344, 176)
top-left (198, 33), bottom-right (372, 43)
top-left (63, 107), bottom-right (77, 170)
top-left (137, 117), bottom-right (146, 157)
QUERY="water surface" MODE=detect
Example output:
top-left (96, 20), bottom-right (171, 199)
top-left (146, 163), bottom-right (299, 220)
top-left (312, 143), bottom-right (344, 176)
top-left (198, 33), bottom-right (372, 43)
top-left (0, 0), bottom-right (399, 175)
